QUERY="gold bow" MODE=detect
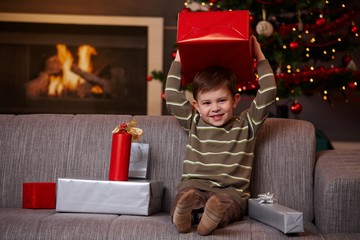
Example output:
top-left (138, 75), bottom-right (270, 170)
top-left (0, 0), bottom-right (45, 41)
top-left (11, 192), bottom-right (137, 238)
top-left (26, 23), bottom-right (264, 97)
top-left (112, 120), bottom-right (143, 142)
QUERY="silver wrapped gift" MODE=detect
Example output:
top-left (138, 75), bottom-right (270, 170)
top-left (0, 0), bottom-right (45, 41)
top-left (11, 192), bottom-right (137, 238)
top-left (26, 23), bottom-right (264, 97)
top-left (129, 143), bottom-right (149, 179)
top-left (56, 178), bottom-right (163, 216)
top-left (248, 195), bottom-right (304, 234)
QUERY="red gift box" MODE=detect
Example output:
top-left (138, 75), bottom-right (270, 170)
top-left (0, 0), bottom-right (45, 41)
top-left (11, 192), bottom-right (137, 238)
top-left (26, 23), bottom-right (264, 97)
top-left (22, 182), bottom-right (56, 209)
top-left (177, 10), bottom-right (254, 86)
top-left (109, 130), bottom-right (132, 181)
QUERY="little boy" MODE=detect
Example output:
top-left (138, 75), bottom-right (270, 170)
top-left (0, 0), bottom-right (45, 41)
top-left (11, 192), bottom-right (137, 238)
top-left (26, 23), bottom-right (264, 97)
top-left (165, 36), bottom-right (277, 235)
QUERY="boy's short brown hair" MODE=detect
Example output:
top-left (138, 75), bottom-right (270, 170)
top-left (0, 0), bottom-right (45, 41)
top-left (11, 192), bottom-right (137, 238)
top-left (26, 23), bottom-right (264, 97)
top-left (192, 66), bottom-right (238, 100)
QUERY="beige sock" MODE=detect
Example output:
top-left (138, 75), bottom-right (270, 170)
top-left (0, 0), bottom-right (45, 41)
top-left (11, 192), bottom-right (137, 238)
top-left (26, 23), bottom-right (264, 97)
top-left (197, 195), bottom-right (225, 236)
top-left (172, 189), bottom-right (195, 233)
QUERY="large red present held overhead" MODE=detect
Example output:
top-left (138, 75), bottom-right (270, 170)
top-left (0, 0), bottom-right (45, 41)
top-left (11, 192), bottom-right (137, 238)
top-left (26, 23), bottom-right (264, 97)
top-left (177, 10), bottom-right (254, 87)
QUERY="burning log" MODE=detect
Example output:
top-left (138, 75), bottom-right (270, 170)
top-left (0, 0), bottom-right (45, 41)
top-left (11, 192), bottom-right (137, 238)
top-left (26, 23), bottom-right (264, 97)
top-left (45, 55), bottom-right (62, 75)
top-left (26, 55), bottom-right (62, 97)
top-left (26, 72), bottom-right (50, 97)
top-left (71, 64), bottom-right (112, 96)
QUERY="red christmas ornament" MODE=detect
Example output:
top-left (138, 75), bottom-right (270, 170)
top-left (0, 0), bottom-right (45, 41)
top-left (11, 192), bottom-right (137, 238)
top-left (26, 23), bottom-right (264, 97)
top-left (350, 25), bottom-right (358, 35)
top-left (316, 18), bottom-right (327, 27)
top-left (249, 83), bottom-right (257, 90)
top-left (290, 102), bottom-right (302, 114)
top-left (249, 14), bottom-right (255, 24)
top-left (171, 50), bottom-right (177, 59)
top-left (146, 75), bottom-right (152, 81)
top-left (289, 41), bottom-right (299, 49)
top-left (348, 82), bottom-right (357, 90)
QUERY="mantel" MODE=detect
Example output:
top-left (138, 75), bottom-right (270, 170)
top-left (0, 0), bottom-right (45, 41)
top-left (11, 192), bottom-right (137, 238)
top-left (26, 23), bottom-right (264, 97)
top-left (0, 12), bottom-right (164, 115)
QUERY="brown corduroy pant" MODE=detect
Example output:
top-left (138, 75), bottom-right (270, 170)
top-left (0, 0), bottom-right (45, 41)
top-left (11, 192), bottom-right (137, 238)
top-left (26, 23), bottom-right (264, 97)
top-left (171, 187), bottom-right (243, 228)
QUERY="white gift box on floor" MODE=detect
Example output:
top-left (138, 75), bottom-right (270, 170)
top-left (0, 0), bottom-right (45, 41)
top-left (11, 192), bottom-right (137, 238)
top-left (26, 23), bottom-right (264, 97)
top-left (248, 198), bottom-right (304, 234)
top-left (56, 178), bottom-right (163, 216)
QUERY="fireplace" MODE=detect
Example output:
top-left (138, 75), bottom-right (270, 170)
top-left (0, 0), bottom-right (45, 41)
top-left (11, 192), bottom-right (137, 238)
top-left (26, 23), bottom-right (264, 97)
top-left (0, 13), bottom-right (163, 115)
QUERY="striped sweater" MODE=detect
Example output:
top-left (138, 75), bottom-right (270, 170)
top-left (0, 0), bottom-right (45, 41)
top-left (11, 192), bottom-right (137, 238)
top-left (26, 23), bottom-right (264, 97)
top-left (165, 60), bottom-right (277, 210)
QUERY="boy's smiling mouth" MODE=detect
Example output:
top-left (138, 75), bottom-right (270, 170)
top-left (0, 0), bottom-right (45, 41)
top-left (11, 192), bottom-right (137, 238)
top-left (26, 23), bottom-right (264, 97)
top-left (210, 113), bottom-right (224, 120)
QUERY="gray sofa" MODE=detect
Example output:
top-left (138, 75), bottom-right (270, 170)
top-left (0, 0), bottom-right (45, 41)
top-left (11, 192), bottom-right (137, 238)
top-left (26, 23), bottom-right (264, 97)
top-left (0, 114), bottom-right (359, 240)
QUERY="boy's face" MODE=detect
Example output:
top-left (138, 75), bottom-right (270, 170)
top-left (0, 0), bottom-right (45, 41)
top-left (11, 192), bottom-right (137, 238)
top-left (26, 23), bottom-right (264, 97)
top-left (193, 85), bottom-right (240, 127)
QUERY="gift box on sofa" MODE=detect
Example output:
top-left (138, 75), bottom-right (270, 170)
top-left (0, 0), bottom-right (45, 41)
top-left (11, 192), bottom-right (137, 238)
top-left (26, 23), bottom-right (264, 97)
top-left (56, 178), bottom-right (163, 216)
top-left (177, 10), bottom-right (253, 86)
top-left (129, 143), bottom-right (149, 179)
top-left (248, 198), bottom-right (304, 234)
top-left (22, 182), bottom-right (56, 209)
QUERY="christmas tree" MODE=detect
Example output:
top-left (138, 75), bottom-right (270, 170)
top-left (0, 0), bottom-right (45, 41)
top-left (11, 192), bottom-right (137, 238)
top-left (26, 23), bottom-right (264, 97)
top-left (151, 0), bottom-right (359, 115)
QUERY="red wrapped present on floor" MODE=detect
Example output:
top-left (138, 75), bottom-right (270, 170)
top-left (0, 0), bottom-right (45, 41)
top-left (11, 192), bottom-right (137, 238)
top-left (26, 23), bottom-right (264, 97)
top-left (22, 182), bottom-right (56, 209)
top-left (177, 10), bottom-right (254, 87)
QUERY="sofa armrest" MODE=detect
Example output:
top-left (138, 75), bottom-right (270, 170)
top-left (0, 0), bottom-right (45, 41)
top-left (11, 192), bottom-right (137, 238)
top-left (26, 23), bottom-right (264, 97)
top-left (314, 150), bottom-right (360, 233)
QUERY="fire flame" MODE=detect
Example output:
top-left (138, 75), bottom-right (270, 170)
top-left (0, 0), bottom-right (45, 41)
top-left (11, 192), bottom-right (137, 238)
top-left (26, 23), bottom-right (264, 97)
top-left (78, 45), bottom-right (97, 73)
top-left (48, 75), bottom-right (63, 96)
top-left (48, 44), bottom-right (98, 96)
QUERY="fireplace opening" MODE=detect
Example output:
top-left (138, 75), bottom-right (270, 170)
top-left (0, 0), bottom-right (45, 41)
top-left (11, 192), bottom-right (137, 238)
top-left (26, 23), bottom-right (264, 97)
top-left (0, 21), bottom-right (148, 114)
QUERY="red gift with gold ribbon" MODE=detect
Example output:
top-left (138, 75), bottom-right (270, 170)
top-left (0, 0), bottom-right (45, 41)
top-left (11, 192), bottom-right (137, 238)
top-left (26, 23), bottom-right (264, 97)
top-left (177, 10), bottom-right (254, 87)
top-left (109, 121), bottom-right (143, 181)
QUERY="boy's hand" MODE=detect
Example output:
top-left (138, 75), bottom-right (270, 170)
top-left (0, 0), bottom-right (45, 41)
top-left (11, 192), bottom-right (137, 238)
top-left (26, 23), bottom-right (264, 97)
top-left (251, 36), bottom-right (265, 62)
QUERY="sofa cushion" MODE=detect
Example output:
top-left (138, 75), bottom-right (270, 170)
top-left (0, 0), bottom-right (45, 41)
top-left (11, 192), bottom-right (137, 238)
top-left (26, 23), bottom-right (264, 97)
top-left (0, 209), bottom-right (322, 240)
top-left (323, 233), bottom-right (360, 240)
top-left (36, 212), bottom-right (118, 240)
top-left (0, 208), bottom-right (54, 240)
top-left (315, 149), bottom-right (360, 233)
top-left (107, 215), bottom-right (321, 240)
